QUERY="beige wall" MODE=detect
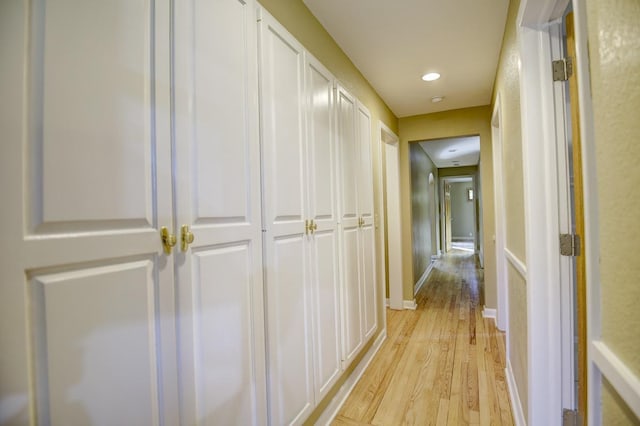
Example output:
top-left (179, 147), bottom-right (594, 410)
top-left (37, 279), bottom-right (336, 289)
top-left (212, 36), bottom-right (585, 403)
top-left (491, 0), bottom-right (528, 414)
top-left (399, 107), bottom-right (496, 307)
top-left (492, 0), bottom-right (525, 262)
top-left (508, 263), bottom-right (528, 418)
top-left (410, 144), bottom-right (438, 284)
top-left (585, 0), bottom-right (640, 420)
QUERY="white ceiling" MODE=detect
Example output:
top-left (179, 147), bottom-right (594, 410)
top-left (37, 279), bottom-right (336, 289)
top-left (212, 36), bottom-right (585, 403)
top-left (419, 136), bottom-right (480, 168)
top-left (303, 0), bottom-right (510, 118)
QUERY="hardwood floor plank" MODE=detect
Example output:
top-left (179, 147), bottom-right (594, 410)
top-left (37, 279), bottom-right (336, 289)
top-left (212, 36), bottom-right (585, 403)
top-left (332, 250), bottom-right (514, 426)
top-left (436, 398), bottom-right (449, 426)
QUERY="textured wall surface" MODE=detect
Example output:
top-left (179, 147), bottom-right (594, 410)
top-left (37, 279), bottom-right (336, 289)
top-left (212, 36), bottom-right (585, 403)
top-left (399, 107), bottom-right (496, 306)
top-left (409, 144), bottom-right (437, 285)
top-left (508, 263), bottom-right (528, 419)
top-left (492, 0), bottom-right (525, 262)
top-left (586, 0), bottom-right (640, 420)
top-left (491, 0), bottom-right (527, 414)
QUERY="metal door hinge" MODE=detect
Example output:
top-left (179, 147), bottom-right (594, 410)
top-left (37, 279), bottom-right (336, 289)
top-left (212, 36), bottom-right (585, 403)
top-left (562, 408), bottom-right (581, 426)
top-left (560, 233), bottom-right (581, 256)
top-left (553, 57), bottom-right (573, 81)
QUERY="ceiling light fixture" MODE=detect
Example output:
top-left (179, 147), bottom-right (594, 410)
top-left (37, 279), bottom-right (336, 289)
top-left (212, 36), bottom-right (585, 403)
top-left (431, 96), bottom-right (444, 103)
top-left (422, 72), bottom-right (440, 81)
top-left (448, 149), bottom-right (457, 152)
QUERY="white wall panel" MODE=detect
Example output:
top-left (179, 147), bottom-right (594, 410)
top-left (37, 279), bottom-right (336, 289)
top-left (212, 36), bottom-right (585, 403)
top-left (31, 260), bottom-right (160, 426)
top-left (36, 0), bottom-right (154, 231)
top-left (191, 243), bottom-right (260, 425)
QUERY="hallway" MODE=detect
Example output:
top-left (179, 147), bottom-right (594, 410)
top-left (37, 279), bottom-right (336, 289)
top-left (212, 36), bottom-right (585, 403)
top-left (333, 250), bottom-right (513, 425)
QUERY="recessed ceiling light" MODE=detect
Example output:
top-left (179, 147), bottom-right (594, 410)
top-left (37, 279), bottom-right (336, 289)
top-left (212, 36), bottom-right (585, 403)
top-left (431, 96), bottom-right (445, 103)
top-left (422, 72), bottom-right (441, 81)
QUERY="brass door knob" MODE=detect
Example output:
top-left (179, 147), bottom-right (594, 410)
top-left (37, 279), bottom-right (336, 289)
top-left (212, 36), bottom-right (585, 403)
top-left (181, 225), bottom-right (195, 251)
top-left (161, 227), bottom-right (177, 254)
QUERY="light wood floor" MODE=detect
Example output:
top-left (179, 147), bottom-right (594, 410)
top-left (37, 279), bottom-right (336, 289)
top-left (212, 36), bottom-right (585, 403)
top-left (333, 250), bottom-right (514, 426)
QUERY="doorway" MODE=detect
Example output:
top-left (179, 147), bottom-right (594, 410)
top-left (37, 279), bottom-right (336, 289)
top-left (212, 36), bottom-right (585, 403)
top-left (441, 176), bottom-right (477, 254)
top-left (380, 123), bottom-right (403, 311)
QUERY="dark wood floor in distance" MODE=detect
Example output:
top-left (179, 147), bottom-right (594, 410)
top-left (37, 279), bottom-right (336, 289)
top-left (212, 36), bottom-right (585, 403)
top-left (332, 250), bottom-right (514, 426)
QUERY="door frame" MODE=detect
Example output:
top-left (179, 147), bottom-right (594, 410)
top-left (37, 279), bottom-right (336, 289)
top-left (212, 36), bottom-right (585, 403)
top-left (516, 0), bottom-right (599, 423)
top-left (379, 122), bottom-right (403, 311)
top-left (440, 175), bottom-right (476, 254)
top-left (491, 96), bottom-right (509, 333)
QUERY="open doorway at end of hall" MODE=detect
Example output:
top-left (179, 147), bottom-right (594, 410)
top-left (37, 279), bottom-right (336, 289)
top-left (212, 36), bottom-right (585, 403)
top-left (442, 176), bottom-right (478, 254)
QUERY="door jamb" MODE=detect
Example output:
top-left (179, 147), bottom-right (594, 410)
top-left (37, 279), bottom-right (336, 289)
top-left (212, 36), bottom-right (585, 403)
top-left (491, 96), bottom-right (509, 334)
top-left (517, 0), bottom-right (599, 424)
top-left (379, 121), bottom-right (403, 311)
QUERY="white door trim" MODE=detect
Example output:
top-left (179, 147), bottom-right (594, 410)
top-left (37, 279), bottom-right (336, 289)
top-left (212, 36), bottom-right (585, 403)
top-left (517, 0), bottom-right (599, 424)
top-left (491, 97), bottom-right (508, 333)
top-left (379, 122), bottom-right (403, 311)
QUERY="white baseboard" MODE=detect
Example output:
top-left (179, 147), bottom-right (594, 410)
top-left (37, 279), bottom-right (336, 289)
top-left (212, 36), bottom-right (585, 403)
top-left (316, 329), bottom-right (387, 425)
top-left (387, 298), bottom-right (415, 310)
top-left (414, 263), bottom-right (434, 295)
top-left (505, 360), bottom-right (526, 426)
top-left (403, 299), bottom-right (417, 310)
top-left (482, 307), bottom-right (497, 319)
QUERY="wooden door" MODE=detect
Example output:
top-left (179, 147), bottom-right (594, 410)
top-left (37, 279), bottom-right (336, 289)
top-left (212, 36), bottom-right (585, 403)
top-left (566, 13), bottom-right (587, 424)
top-left (0, 1), bottom-right (178, 424)
top-left (172, 1), bottom-right (267, 424)
top-left (356, 102), bottom-right (377, 339)
top-left (336, 85), bottom-right (364, 368)
top-left (258, 11), bottom-right (315, 425)
top-left (305, 55), bottom-right (343, 400)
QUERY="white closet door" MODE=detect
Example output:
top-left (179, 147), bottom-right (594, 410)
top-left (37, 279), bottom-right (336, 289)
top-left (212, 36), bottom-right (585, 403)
top-left (357, 103), bottom-right (378, 339)
top-left (305, 55), bottom-right (342, 399)
top-left (173, 1), bottom-right (267, 425)
top-left (0, 1), bottom-right (178, 425)
top-left (259, 11), bottom-right (314, 425)
top-left (336, 86), bottom-right (363, 367)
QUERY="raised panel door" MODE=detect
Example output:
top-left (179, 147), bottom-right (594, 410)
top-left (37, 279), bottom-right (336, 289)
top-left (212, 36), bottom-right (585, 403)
top-left (258, 11), bottom-right (314, 425)
top-left (356, 102), bottom-right (377, 339)
top-left (335, 85), bottom-right (363, 369)
top-left (305, 55), bottom-right (342, 399)
top-left (357, 102), bottom-right (375, 222)
top-left (172, 0), bottom-right (267, 424)
top-left (361, 224), bottom-right (378, 339)
top-left (0, 1), bottom-right (178, 424)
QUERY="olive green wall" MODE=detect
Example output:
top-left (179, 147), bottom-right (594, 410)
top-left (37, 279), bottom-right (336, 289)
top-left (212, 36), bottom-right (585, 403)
top-left (491, 0), bottom-right (528, 415)
top-left (585, 0), bottom-right (640, 421)
top-left (492, 0), bottom-right (525, 262)
top-left (410, 144), bottom-right (438, 285)
top-left (399, 107), bottom-right (496, 307)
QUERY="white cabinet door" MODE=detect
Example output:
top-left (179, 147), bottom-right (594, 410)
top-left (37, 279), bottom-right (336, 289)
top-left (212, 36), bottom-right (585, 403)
top-left (259, 12), bottom-right (315, 425)
top-left (356, 103), bottom-right (378, 340)
top-left (336, 86), bottom-right (364, 368)
top-left (305, 55), bottom-right (342, 400)
top-left (0, 1), bottom-right (178, 424)
top-left (173, 1), bottom-right (267, 425)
